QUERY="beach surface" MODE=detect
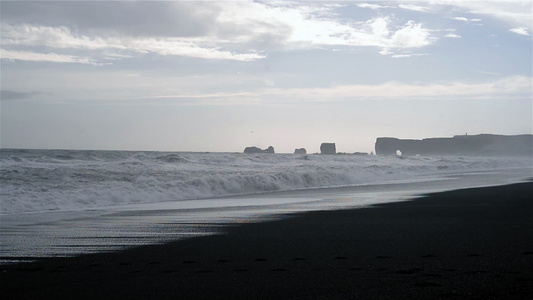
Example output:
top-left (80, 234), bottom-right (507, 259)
top-left (2, 181), bottom-right (532, 299)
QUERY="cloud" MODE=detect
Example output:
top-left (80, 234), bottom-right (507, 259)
top-left (137, 76), bottom-right (532, 105)
top-left (260, 76), bottom-right (533, 102)
top-left (126, 39), bottom-right (265, 61)
top-left (398, 4), bottom-right (429, 12)
top-left (1, 24), bottom-right (125, 50)
top-left (453, 17), bottom-right (482, 22)
top-left (284, 16), bottom-right (433, 55)
top-left (7, 1), bottom-right (527, 65)
top-left (1, 49), bottom-right (102, 65)
top-left (445, 33), bottom-right (462, 38)
top-left (0, 1), bottom-right (436, 64)
top-left (389, 20), bottom-right (432, 48)
top-left (357, 3), bottom-right (393, 10)
top-left (1, 24), bottom-right (265, 62)
top-left (0, 89), bottom-right (43, 100)
top-left (0, 1), bottom-right (214, 38)
top-left (212, 2), bottom-right (433, 51)
top-left (391, 53), bottom-right (428, 58)
top-left (509, 27), bottom-right (530, 36)
top-left (436, 1), bottom-right (532, 31)
top-left (377, 20), bottom-right (433, 55)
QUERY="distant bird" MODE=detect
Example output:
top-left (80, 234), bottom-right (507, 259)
top-left (250, 131), bottom-right (254, 133)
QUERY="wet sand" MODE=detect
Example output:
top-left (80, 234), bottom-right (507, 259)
top-left (2, 181), bottom-right (532, 299)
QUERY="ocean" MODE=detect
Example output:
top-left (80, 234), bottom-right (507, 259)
top-left (1, 149), bottom-right (531, 263)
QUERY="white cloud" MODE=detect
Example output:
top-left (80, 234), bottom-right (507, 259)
top-left (357, 3), bottom-right (392, 10)
top-left (453, 17), bottom-right (468, 22)
top-left (262, 76), bottom-right (532, 102)
top-left (0, 24), bottom-right (265, 62)
top-left (389, 20), bottom-right (432, 48)
top-left (223, 3), bottom-right (433, 50)
top-left (445, 33), bottom-right (462, 38)
top-left (379, 48), bottom-right (393, 56)
top-left (509, 27), bottom-right (530, 36)
top-left (285, 16), bottom-right (433, 55)
top-left (391, 53), bottom-right (428, 58)
top-left (0, 2), bottom-right (437, 64)
top-left (136, 76), bottom-right (532, 105)
top-left (1, 49), bottom-right (101, 65)
top-left (391, 54), bottom-right (414, 58)
top-left (435, 0), bottom-right (532, 31)
top-left (453, 17), bottom-right (482, 22)
top-left (1, 24), bottom-right (125, 50)
top-left (398, 4), bottom-right (429, 12)
top-left (127, 38), bottom-right (265, 61)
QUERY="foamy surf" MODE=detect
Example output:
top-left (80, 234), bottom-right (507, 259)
top-left (1, 149), bottom-right (531, 214)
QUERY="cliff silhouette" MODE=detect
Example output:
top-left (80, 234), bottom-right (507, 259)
top-left (375, 134), bottom-right (533, 156)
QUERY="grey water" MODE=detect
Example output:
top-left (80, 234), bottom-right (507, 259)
top-left (1, 149), bottom-right (531, 264)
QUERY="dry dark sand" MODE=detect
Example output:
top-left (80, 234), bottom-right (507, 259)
top-left (2, 182), bottom-right (532, 299)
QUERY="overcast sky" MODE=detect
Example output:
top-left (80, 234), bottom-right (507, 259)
top-left (1, 0), bottom-right (531, 153)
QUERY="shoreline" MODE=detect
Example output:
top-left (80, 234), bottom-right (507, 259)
top-left (2, 181), bottom-right (532, 299)
top-left (1, 170), bottom-right (529, 261)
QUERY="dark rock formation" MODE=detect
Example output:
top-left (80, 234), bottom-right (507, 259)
top-left (244, 146), bottom-right (275, 154)
top-left (294, 148), bottom-right (307, 155)
top-left (375, 134), bottom-right (533, 156)
top-left (265, 146), bottom-right (275, 154)
top-left (320, 143), bottom-right (336, 154)
top-left (243, 146), bottom-right (261, 153)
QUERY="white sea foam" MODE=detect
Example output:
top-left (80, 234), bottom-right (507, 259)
top-left (0, 149), bottom-right (531, 214)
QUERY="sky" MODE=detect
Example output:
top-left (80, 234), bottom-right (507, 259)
top-left (1, 0), bottom-right (532, 153)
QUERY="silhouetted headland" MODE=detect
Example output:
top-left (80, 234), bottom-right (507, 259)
top-left (375, 134), bottom-right (533, 156)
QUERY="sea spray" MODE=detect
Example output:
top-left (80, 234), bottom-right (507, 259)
top-left (1, 149), bottom-right (530, 214)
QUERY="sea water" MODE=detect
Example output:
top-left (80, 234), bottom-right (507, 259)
top-left (2, 149), bottom-right (531, 214)
top-left (1, 149), bottom-right (531, 262)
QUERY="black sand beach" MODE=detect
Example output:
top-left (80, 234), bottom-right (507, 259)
top-left (2, 181), bottom-right (532, 299)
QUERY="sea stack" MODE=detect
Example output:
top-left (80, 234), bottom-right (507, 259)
top-left (320, 143), bottom-right (336, 154)
top-left (294, 148), bottom-right (307, 154)
top-left (244, 146), bottom-right (275, 154)
top-left (265, 146), bottom-right (275, 153)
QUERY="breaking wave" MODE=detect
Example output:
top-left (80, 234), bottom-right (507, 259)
top-left (1, 149), bottom-right (530, 214)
